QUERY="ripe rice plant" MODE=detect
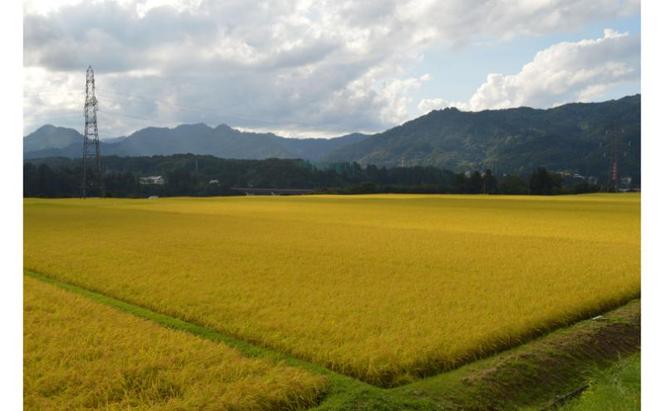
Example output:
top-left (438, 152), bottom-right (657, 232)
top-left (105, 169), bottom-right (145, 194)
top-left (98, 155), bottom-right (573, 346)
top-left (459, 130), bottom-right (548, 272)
top-left (24, 194), bottom-right (640, 386)
top-left (23, 276), bottom-right (327, 410)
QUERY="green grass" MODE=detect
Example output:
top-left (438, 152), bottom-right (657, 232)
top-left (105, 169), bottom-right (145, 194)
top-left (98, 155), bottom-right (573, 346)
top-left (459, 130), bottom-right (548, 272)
top-left (556, 354), bottom-right (640, 411)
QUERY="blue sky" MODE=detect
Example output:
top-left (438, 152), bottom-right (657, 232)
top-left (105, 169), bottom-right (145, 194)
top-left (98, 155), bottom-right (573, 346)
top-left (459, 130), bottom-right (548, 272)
top-left (23, 0), bottom-right (641, 138)
top-left (411, 13), bottom-right (641, 109)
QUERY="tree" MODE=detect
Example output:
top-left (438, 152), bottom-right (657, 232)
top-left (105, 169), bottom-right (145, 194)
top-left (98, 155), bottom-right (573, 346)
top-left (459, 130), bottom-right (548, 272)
top-left (529, 167), bottom-right (561, 195)
top-left (498, 175), bottom-right (528, 194)
top-left (482, 169), bottom-right (498, 194)
top-left (24, 156), bottom-right (582, 198)
top-left (453, 173), bottom-right (466, 193)
top-left (466, 171), bottom-right (483, 194)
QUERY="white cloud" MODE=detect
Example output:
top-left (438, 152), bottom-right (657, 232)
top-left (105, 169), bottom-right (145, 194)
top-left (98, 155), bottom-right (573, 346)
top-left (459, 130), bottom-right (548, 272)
top-left (420, 29), bottom-right (640, 113)
top-left (23, 0), bottom-right (640, 137)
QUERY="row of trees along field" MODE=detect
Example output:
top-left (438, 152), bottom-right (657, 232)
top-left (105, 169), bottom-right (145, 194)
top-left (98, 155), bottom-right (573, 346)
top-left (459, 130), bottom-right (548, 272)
top-left (23, 155), bottom-right (605, 198)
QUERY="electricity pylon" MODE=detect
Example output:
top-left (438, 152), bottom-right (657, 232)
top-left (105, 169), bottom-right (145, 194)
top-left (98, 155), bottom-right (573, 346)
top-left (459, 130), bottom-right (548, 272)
top-left (81, 65), bottom-right (103, 198)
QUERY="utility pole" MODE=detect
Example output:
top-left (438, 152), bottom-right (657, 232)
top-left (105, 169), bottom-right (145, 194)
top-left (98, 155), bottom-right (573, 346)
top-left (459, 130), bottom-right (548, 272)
top-left (81, 66), bottom-right (103, 198)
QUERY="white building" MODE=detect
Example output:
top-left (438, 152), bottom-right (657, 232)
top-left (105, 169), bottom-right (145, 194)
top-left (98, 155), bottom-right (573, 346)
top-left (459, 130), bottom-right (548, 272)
top-left (139, 176), bottom-right (165, 185)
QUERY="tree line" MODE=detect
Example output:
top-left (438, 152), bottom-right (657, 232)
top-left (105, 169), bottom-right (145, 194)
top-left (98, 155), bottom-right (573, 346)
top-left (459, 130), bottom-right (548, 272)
top-left (24, 154), bottom-right (603, 198)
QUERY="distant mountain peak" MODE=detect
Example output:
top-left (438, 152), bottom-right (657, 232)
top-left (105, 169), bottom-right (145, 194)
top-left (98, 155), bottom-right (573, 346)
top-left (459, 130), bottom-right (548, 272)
top-left (176, 122), bottom-right (212, 130)
top-left (32, 124), bottom-right (79, 133)
top-left (24, 125), bottom-right (83, 153)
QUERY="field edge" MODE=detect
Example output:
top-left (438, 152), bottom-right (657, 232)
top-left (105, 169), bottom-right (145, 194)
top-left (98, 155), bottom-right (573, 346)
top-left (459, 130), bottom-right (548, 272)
top-left (24, 270), bottom-right (641, 410)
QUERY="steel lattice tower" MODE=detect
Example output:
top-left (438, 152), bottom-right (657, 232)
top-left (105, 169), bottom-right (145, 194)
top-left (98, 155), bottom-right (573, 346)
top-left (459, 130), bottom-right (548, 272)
top-left (81, 66), bottom-right (103, 198)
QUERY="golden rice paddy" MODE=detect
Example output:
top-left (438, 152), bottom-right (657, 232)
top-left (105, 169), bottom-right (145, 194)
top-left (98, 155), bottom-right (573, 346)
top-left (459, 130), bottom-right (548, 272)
top-left (23, 276), bottom-right (327, 410)
top-left (24, 194), bottom-right (640, 385)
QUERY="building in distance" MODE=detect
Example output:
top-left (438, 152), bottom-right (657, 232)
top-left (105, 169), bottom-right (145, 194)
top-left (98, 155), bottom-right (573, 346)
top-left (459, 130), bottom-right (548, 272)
top-left (139, 176), bottom-right (165, 185)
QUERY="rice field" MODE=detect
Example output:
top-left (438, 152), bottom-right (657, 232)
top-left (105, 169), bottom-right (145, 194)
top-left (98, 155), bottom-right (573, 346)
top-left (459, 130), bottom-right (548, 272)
top-left (23, 194), bottom-right (640, 386)
top-left (23, 276), bottom-right (327, 410)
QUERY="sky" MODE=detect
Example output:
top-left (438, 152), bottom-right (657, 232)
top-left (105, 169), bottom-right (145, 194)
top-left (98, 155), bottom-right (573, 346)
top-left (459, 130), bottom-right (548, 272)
top-left (23, 0), bottom-right (641, 139)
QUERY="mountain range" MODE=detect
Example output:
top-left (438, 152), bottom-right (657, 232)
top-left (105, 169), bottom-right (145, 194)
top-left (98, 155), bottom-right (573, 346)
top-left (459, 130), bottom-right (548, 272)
top-left (24, 94), bottom-right (640, 180)
top-left (24, 123), bottom-right (369, 162)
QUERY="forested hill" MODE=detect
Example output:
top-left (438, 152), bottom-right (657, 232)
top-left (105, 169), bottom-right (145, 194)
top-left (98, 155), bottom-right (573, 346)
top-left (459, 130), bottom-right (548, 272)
top-left (324, 95), bottom-right (640, 181)
top-left (24, 95), bottom-right (640, 181)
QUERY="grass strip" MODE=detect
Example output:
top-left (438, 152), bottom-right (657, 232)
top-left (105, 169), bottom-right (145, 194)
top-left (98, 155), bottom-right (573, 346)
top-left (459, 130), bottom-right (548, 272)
top-left (25, 270), bottom-right (375, 408)
top-left (24, 276), bottom-right (328, 410)
top-left (26, 270), bottom-right (640, 410)
top-left (554, 353), bottom-right (640, 411)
